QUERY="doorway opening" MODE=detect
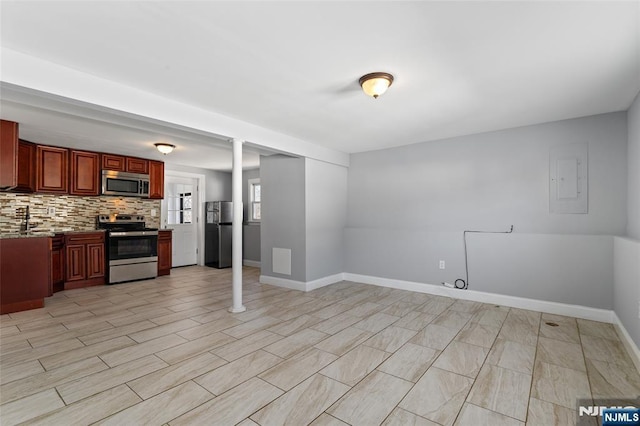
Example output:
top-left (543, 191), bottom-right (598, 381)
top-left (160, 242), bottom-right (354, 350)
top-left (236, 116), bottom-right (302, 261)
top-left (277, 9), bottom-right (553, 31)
top-left (162, 173), bottom-right (205, 267)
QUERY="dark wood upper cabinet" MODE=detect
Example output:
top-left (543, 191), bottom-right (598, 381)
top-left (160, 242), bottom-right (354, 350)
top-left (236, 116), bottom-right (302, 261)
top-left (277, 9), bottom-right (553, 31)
top-left (3, 121), bottom-right (163, 197)
top-left (101, 154), bottom-right (126, 171)
top-left (103, 153), bottom-right (150, 175)
top-left (149, 160), bottom-right (164, 199)
top-left (126, 157), bottom-right (149, 174)
top-left (15, 140), bottom-right (36, 193)
top-left (70, 150), bottom-right (100, 196)
top-left (0, 119), bottom-right (19, 189)
top-left (36, 145), bottom-right (69, 194)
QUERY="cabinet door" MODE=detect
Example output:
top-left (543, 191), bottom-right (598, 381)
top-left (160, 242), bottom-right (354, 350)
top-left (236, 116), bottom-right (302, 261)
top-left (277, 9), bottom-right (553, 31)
top-left (0, 237), bottom-right (50, 314)
top-left (51, 246), bottom-right (65, 293)
top-left (36, 145), bottom-right (69, 194)
top-left (65, 244), bottom-right (86, 282)
top-left (101, 154), bottom-right (126, 171)
top-left (51, 235), bottom-right (65, 293)
top-left (0, 119), bottom-right (18, 189)
top-left (15, 140), bottom-right (36, 192)
top-left (126, 157), bottom-right (149, 174)
top-left (70, 150), bottom-right (100, 196)
top-left (86, 243), bottom-right (105, 279)
top-left (158, 231), bottom-right (172, 276)
top-left (148, 160), bottom-right (164, 199)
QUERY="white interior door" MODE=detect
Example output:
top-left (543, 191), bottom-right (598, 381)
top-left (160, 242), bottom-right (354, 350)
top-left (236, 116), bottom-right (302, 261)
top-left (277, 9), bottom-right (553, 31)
top-left (163, 176), bottom-right (198, 267)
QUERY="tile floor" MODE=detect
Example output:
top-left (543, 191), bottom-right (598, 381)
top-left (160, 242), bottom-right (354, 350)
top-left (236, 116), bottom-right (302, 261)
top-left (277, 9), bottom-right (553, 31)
top-left (1, 266), bottom-right (639, 425)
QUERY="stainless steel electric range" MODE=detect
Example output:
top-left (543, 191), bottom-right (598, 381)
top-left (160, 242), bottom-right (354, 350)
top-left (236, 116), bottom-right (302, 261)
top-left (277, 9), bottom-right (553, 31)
top-left (96, 214), bottom-right (158, 284)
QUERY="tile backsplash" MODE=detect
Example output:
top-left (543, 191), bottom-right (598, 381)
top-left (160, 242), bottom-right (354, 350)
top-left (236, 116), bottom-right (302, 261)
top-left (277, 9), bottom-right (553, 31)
top-left (0, 193), bottom-right (161, 234)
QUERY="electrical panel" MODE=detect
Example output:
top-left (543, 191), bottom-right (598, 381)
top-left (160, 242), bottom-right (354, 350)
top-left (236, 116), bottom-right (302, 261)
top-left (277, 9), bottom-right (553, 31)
top-left (549, 143), bottom-right (588, 214)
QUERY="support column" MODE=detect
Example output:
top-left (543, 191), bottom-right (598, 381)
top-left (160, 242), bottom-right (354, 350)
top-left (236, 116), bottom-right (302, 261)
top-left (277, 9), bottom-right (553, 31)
top-left (229, 138), bottom-right (246, 313)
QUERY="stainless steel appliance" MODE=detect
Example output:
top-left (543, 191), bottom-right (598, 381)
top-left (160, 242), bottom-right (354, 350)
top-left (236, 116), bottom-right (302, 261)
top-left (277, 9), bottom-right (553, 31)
top-left (96, 214), bottom-right (158, 283)
top-left (101, 170), bottom-right (150, 197)
top-left (205, 201), bottom-right (232, 268)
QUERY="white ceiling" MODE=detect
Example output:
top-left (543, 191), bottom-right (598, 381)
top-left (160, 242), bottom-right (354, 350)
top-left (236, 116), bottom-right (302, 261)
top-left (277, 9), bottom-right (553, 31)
top-left (1, 1), bottom-right (639, 170)
top-left (0, 85), bottom-right (267, 171)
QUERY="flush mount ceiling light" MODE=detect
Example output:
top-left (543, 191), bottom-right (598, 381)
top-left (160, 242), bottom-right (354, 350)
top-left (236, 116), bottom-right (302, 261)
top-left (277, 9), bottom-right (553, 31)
top-left (359, 72), bottom-right (394, 99)
top-left (154, 143), bottom-right (176, 155)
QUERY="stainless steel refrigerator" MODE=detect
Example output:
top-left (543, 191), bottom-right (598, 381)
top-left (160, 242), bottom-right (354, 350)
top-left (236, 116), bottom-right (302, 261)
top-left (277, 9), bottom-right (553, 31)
top-left (205, 201), bottom-right (233, 268)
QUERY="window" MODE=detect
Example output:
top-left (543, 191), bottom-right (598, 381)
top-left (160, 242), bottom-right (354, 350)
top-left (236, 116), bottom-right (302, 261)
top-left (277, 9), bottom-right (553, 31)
top-left (248, 178), bottom-right (261, 221)
top-left (167, 183), bottom-right (193, 225)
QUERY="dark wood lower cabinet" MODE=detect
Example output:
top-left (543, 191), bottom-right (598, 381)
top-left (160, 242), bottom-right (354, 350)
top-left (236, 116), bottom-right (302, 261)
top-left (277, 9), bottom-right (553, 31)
top-left (0, 237), bottom-right (50, 314)
top-left (64, 232), bottom-right (105, 290)
top-left (86, 243), bottom-right (105, 279)
top-left (51, 234), bottom-right (65, 294)
top-left (65, 244), bottom-right (86, 283)
top-left (158, 230), bottom-right (172, 276)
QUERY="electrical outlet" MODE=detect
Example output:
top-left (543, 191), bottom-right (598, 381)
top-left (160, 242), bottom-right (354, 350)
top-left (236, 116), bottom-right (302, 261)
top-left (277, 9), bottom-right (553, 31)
top-left (47, 207), bottom-right (56, 217)
top-left (151, 209), bottom-right (157, 217)
top-left (439, 260), bottom-right (445, 270)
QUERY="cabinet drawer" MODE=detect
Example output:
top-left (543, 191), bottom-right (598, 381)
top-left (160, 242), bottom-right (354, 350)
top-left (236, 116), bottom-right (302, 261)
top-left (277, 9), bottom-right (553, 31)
top-left (65, 232), bottom-right (105, 245)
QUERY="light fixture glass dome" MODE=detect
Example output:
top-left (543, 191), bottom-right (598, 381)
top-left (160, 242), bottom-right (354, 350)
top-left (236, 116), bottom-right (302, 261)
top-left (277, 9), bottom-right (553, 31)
top-left (359, 72), bottom-right (394, 99)
top-left (155, 143), bottom-right (176, 155)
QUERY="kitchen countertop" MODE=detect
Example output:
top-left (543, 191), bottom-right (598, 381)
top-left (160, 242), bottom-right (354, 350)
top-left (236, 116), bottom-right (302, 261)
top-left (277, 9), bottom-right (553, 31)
top-left (0, 229), bottom-right (107, 239)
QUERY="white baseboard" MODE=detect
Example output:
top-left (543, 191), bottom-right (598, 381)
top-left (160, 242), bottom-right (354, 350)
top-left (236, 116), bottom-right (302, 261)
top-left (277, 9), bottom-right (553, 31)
top-left (306, 273), bottom-right (344, 291)
top-left (343, 273), bottom-right (613, 323)
top-left (260, 270), bottom-right (615, 323)
top-left (243, 260), bottom-right (261, 268)
top-left (612, 312), bottom-right (640, 372)
top-left (259, 273), bottom-right (343, 292)
top-left (259, 275), bottom-right (307, 291)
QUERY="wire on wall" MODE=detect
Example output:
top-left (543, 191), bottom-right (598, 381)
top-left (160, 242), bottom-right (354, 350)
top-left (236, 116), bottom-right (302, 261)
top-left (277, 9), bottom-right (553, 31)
top-left (453, 225), bottom-right (514, 290)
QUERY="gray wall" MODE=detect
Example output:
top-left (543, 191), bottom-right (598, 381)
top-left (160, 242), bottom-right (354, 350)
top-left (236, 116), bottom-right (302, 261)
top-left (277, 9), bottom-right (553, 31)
top-left (348, 112), bottom-right (627, 235)
top-left (469, 233), bottom-right (613, 309)
top-left (346, 112), bottom-right (628, 309)
top-left (614, 92), bottom-right (640, 348)
top-left (243, 224), bottom-right (261, 262)
top-left (305, 158), bottom-right (348, 281)
top-left (613, 237), bottom-right (640, 347)
top-left (628, 92), bottom-right (640, 239)
top-left (260, 155), bottom-right (306, 281)
top-left (242, 168), bottom-right (261, 221)
top-left (165, 164), bottom-right (232, 201)
top-left (242, 168), bottom-right (261, 262)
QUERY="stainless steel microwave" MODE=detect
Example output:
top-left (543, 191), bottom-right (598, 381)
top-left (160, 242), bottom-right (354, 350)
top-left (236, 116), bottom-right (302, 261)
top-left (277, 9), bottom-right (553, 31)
top-left (101, 170), bottom-right (150, 197)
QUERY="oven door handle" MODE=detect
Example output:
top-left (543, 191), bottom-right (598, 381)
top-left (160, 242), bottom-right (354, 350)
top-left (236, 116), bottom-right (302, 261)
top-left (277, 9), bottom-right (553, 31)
top-left (109, 231), bottom-right (159, 237)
